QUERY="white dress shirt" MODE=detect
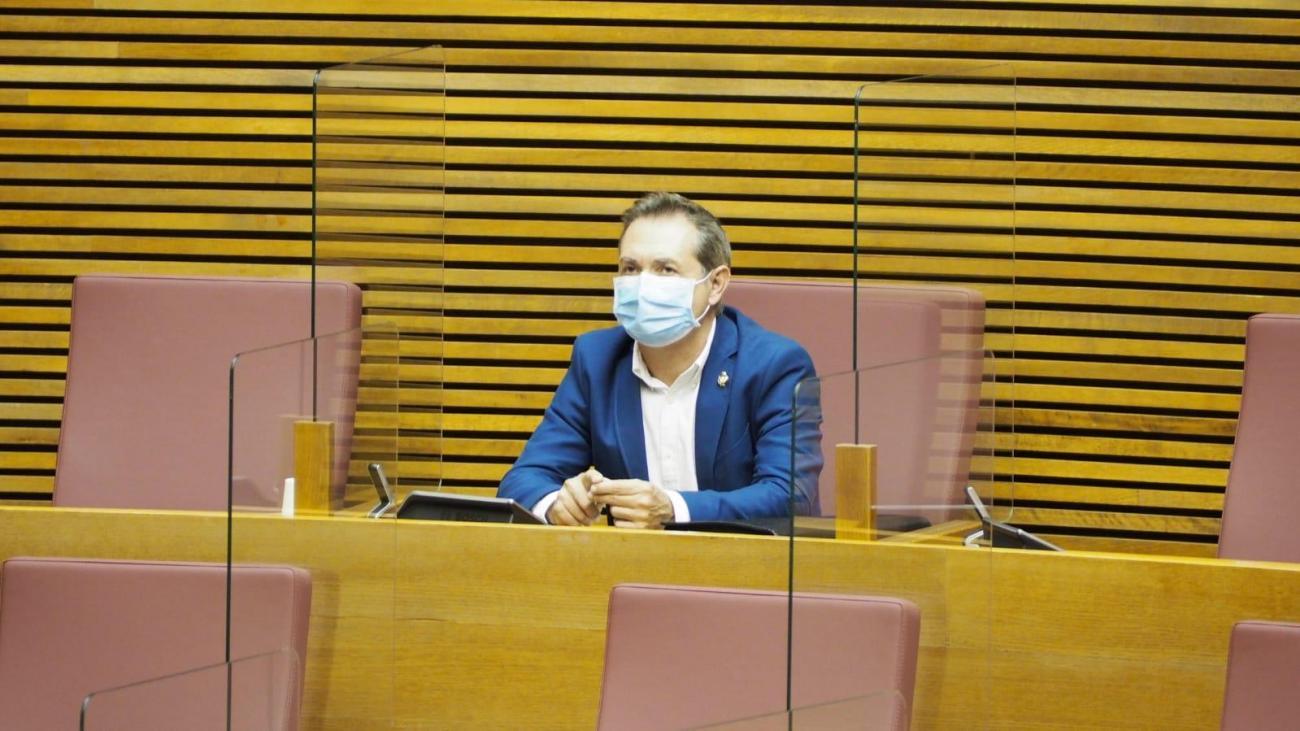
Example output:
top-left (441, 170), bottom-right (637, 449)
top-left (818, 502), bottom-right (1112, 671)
top-left (532, 320), bottom-right (716, 523)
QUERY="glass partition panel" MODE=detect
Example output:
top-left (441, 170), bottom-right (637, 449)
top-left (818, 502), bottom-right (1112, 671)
top-left (396, 441), bottom-right (797, 727)
top-left (790, 356), bottom-right (994, 543)
top-left (224, 46), bottom-right (445, 730)
top-left (228, 323), bottom-right (399, 728)
top-left (997, 88), bottom-right (1300, 559)
top-left (82, 650), bottom-right (296, 731)
top-left (782, 64), bottom-right (1015, 727)
top-left (981, 85), bottom-right (1300, 729)
top-left (850, 63), bottom-right (1016, 523)
top-left (391, 530), bottom-right (797, 729)
top-left (691, 691), bottom-right (907, 731)
top-left (789, 350), bottom-right (996, 728)
top-left (229, 325), bottom-right (385, 514)
top-left (313, 45), bottom-right (445, 500)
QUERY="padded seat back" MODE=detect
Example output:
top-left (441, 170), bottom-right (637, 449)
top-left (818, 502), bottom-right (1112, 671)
top-left (726, 279), bottom-right (985, 520)
top-left (55, 275), bottom-right (362, 511)
top-left (1219, 314), bottom-right (1300, 561)
top-left (1221, 620), bottom-right (1300, 730)
top-left (0, 557), bottom-right (311, 731)
top-left (598, 583), bottom-right (920, 731)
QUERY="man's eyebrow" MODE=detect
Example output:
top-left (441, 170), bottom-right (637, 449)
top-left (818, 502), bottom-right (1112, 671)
top-left (652, 257), bottom-right (680, 267)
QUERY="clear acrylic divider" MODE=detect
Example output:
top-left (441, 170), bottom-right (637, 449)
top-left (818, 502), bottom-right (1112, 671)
top-left (973, 60), bottom-right (1300, 565)
top-left (781, 62), bottom-right (1015, 728)
top-left (849, 62), bottom-right (1016, 523)
top-left (81, 649), bottom-right (297, 731)
top-left (395, 441), bottom-right (797, 728)
top-left (690, 691), bottom-right (908, 731)
top-left (228, 322), bottom-right (399, 728)
top-left (311, 47), bottom-right (457, 729)
top-left (789, 349), bottom-right (996, 729)
top-left (313, 44), bottom-right (445, 495)
top-left (790, 353), bottom-right (994, 545)
top-left (978, 87), bottom-right (1300, 730)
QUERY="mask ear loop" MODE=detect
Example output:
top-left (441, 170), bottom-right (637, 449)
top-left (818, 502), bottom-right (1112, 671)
top-left (692, 266), bottom-right (724, 325)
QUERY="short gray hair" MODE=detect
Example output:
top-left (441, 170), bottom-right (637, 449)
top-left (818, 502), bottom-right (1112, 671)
top-left (620, 192), bottom-right (731, 272)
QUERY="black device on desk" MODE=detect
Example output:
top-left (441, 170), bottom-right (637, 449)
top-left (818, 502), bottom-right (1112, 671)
top-left (367, 463), bottom-right (396, 519)
top-left (965, 486), bottom-right (1063, 551)
top-left (663, 513), bottom-right (931, 539)
top-left (663, 520), bottom-right (778, 536)
top-left (396, 491), bottom-right (544, 525)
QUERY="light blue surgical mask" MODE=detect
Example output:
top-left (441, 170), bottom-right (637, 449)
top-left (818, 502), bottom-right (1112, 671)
top-left (613, 271), bottom-right (714, 348)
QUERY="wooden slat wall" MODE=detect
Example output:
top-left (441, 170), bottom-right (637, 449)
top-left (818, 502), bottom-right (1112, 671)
top-left (2, 1), bottom-right (1298, 555)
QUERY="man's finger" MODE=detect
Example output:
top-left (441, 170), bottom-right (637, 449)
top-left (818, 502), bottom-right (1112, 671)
top-left (557, 488), bottom-right (592, 524)
top-left (564, 478), bottom-right (597, 514)
top-left (573, 485), bottom-right (599, 519)
top-left (551, 494), bottom-right (580, 525)
top-left (549, 499), bottom-right (582, 525)
top-left (608, 504), bottom-right (652, 522)
top-left (609, 500), bottom-right (669, 530)
top-left (596, 491), bottom-right (646, 508)
top-left (590, 479), bottom-right (648, 497)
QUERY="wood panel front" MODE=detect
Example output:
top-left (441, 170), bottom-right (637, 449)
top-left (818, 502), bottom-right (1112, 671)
top-left (3, 507), bottom-right (1300, 729)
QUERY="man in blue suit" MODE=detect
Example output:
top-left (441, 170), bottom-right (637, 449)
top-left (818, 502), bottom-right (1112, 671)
top-left (497, 192), bottom-right (819, 528)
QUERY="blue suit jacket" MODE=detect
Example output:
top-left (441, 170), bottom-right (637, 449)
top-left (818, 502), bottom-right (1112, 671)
top-left (498, 307), bottom-right (821, 522)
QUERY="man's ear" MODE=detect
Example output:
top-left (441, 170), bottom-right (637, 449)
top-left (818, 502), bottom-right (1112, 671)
top-left (708, 266), bottom-right (731, 306)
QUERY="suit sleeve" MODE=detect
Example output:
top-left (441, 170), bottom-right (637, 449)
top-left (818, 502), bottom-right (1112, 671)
top-left (679, 344), bottom-right (822, 521)
top-left (496, 338), bottom-right (595, 511)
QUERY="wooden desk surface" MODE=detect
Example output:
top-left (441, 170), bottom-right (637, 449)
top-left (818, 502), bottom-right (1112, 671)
top-left (2, 506), bottom-right (1298, 730)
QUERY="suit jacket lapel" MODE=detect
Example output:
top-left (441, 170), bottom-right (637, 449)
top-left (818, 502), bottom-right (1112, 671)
top-left (613, 349), bottom-right (649, 480)
top-left (695, 313), bottom-right (738, 487)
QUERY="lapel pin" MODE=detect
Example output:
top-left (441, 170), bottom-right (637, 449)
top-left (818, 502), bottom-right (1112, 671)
top-left (717, 371), bottom-right (729, 388)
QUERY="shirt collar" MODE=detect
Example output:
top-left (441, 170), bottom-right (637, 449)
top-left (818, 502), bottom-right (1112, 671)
top-left (631, 317), bottom-right (717, 391)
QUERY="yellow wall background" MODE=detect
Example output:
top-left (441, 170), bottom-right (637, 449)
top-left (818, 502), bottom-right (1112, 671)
top-left (2, 1), bottom-right (1298, 554)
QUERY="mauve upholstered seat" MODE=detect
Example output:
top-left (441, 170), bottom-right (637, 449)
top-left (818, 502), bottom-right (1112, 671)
top-left (1220, 620), bottom-right (1300, 730)
top-left (598, 584), bottom-right (920, 731)
top-left (0, 557), bottom-right (311, 731)
top-left (55, 275), bottom-right (362, 511)
top-left (1218, 314), bottom-right (1300, 562)
top-left (726, 279), bottom-right (985, 522)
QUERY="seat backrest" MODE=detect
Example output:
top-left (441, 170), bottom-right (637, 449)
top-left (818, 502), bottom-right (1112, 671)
top-left (598, 583), bottom-right (920, 731)
top-left (1219, 314), bottom-right (1300, 561)
top-left (725, 279), bottom-right (985, 521)
top-left (1221, 620), bottom-right (1300, 730)
top-left (0, 557), bottom-right (311, 731)
top-left (55, 275), bottom-right (362, 511)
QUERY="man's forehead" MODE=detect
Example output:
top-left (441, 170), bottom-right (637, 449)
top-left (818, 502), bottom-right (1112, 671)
top-left (618, 214), bottom-right (697, 261)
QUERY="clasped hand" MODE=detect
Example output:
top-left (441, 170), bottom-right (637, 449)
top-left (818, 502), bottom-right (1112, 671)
top-left (546, 468), bottom-right (675, 529)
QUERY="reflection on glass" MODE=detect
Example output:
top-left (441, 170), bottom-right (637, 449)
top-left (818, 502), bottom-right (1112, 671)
top-left (313, 45), bottom-right (446, 495)
top-left (81, 650), bottom-right (297, 731)
top-left (229, 325), bottom-right (397, 513)
top-left (851, 63), bottom-right (1016, 521)
top-left (227, 324), bottom-right (399, 728)
top-left (792, 351), bottom-right (994, 543)
top-left (788, 356), bottom-right (996, 730)
top-left (690, 691), bottom-right (907, 730)
top-left (778, 64), bottom-right (1016, 727)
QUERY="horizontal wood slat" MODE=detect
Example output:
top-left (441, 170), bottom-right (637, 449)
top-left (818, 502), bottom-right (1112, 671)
top-left (2, 1), bottom-right (1298, 554)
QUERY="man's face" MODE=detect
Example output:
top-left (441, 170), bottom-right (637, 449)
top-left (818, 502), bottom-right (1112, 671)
top-left (617, 213), bottom-right (718, 317)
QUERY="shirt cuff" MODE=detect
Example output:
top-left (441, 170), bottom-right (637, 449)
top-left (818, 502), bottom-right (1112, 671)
top-left (532, 490), bottom-right (561, 524)
top-left (665, 490), bottom-right (690, 523)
